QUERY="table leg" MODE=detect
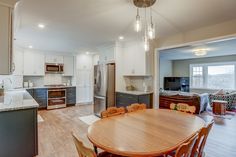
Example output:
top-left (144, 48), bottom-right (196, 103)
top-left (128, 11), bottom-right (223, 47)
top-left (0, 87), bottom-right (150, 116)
top-left (94, 145), bottom-right (98, 154)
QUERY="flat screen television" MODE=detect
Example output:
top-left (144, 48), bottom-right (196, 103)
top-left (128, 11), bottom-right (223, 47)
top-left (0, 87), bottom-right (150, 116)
top-left (164, 77), bottom-right (189, 92)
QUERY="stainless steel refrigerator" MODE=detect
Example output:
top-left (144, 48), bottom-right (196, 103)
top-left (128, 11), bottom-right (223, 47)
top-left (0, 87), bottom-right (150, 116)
top-left (94, 63), bottom-right (115, 117)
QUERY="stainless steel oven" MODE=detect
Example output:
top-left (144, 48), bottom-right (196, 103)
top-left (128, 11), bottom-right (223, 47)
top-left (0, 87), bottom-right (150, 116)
top-left (45, 63), bottom-right (64, 74)
top-left (47, 88), bottom-right (66, 109)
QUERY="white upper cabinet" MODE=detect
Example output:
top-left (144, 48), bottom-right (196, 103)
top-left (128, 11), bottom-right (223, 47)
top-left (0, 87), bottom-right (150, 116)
top-left (122, 41), bottom-right (150, 76)
top-left (0, 4), bottom-right (13, 74)
top-left (23, 51), bottom-right (45, 76)
top-left (34, 53), bottom-right (45, 75)
top-left (63, 56), bottom-right (74, 76)
top-left (13, 47), bottom-right (24, 75)
top-left (45, 55), bottom-right (63, 64)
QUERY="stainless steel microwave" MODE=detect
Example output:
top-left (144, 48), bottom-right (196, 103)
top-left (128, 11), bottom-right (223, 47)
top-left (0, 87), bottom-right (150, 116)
top-left (45, 64), bottom-right (64, 74)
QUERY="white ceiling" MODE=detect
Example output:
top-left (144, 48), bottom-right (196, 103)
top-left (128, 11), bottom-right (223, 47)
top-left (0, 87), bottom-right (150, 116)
top-left (14, 0), bottom-right (236, 53)
top-left (159, 38), bottom-right (236, 60)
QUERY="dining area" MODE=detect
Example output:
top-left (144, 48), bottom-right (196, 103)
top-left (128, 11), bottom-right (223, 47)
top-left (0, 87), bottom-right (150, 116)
top-left (72, 104), bottom-right (214, 157)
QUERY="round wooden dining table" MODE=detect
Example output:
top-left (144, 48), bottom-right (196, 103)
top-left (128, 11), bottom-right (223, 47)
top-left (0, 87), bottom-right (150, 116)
top-left (87, 109), bottom-right (205, 157)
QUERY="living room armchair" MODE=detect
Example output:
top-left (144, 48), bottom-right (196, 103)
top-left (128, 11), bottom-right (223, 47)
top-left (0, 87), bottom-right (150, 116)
top-left (209, 92), bottom-right (236, 110)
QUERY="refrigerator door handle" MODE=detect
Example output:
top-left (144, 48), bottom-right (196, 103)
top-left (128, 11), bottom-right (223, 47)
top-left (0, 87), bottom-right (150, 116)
top-left (94, 96), bottom-right (105, 100)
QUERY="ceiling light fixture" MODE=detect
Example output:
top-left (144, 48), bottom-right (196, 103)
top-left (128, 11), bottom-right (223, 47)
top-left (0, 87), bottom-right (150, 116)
top-left (28, 45), bottom-right (33, 49)
top-left (86, 51), bottom-right (90, 55)
top-left (193, 49), bottom-right (208, 56)
top-left (119, 36), bottom-right (124, 40)
top-left (38, 24), bottom-right (45, 29)
top-left (133, 0), bottom-right (157, 52)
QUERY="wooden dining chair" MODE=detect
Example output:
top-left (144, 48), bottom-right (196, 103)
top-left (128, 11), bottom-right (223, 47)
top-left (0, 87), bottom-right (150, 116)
top-left (101, 107), bottom-right (126, 118)
top-left (72, 133), bottom-right (96, 157)
top-left (190, 120), bottom-right (214, 157)
top-left (162, 133), bottom-right (199, 157)
top-left (72, 133), bottom-right (123, 157)
top-left (175, 133), bottom-right (199, 157)
top-left (126, 103), bottom-right (147, 113)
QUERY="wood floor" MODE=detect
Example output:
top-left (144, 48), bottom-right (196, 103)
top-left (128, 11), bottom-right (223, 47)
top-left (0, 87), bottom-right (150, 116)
top-left (37, 105), bottom-right (236, 157)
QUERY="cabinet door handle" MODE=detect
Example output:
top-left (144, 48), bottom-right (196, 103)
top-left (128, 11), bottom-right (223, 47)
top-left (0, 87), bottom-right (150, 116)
top-left (12, 63), bottom-right (15, 72)
top-left (94, 96), bottom-right (105, 100)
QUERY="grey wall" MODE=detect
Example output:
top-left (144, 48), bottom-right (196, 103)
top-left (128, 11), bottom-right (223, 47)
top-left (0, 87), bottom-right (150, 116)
top-left (173, 55), bottom-right (236, 77)
top-left (159, 59), bottom-right (172, 89)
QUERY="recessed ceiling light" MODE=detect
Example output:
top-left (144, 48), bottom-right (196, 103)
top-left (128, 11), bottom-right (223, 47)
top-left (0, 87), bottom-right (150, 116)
top-left (86, 52), bottom-right (90, 55)
top-left (28, 45), bottom-right (33, 49)
top-left (38, 24), bottom-right (45, 29)
top-left (119, 36), bottom-right (124, 40)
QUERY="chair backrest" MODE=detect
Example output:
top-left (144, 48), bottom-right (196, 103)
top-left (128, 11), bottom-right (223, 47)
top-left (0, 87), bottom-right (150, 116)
top-left (191, 120), bottom-right (214, 157)
top-left (127, 103), bottom-right (147, 113)
top-left (175, 133), bottom-right (198, 157)
top-left (72, 134), bottom-right (97, 157)
top-left (101, 107), bottom-right (126, 118)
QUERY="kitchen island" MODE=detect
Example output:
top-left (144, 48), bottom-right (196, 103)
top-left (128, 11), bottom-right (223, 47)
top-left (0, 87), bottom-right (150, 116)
top-left (0, 89), bottom-right (39, 157)
top-left (116, 91), bottom-right (153, 108)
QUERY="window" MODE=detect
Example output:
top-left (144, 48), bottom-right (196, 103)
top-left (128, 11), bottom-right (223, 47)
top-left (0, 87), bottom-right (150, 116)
top-left (192, 66), bottom-right (204, 88)
top-left (190, 63), bottom-right (236, 90)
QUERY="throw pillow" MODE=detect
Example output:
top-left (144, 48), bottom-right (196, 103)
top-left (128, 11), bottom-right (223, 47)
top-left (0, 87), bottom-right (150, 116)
top-left (214, 89), bottom-right (225, 95)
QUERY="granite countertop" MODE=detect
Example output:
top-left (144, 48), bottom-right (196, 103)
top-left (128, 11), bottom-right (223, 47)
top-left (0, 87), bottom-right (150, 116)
top-left (0, 89), bottom-right (39, 112)
top-left (116, 90), bottom-right (153, 95)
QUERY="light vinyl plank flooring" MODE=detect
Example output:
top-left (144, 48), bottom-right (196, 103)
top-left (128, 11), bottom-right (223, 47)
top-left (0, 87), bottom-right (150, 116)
top-left (37, 105), bottom-right (236, 157)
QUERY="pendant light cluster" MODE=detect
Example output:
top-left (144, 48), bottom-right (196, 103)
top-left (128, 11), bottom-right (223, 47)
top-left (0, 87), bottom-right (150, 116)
top-left (133, 0), bottom-right (157, 52)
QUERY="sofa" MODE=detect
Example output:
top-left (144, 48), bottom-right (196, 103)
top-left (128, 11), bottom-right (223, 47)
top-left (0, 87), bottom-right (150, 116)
top-left (209, 92), bottom-right (236, 110)
top-left (159, 91), bottom-right (208, 114)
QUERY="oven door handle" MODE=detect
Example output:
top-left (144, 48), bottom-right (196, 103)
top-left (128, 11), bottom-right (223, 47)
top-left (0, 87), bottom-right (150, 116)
top-left (48, 89), bottom-right (66, 92)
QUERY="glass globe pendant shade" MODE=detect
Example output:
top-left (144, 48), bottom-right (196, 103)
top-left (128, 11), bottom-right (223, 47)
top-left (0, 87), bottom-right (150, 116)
top-left (144, 35), bottom-right (150, 52)
top-left (148, 22), bottom-right (155, 40)
top-left (135, 15), bottom-right (142, 32)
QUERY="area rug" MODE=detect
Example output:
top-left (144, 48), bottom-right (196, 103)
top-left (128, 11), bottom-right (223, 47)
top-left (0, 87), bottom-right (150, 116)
top-left (38, 115), bottom-right (44, 123)
top-left (206, 111), bottom-right (235, 120)
top-left (79, 115), bottom-right (100, 125)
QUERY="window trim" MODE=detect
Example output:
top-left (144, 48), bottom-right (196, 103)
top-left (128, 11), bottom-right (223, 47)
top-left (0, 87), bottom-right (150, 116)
top-left (190, 62), bottom-right (236, 90)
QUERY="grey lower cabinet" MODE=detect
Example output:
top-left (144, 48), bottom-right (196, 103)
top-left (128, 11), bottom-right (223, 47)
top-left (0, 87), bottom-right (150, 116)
top-left (0, 108), bottom-right (38, 157)
top-left (27, 87), bottom-right (76, 109)
top-left (26, 88), bottom-right (34, 97)
top-left (66, 87), bottom-right (76, 106)
top-left (116, 92), bottom-right (152, 108)
top-left (26, 88), bottom-right (47, 109)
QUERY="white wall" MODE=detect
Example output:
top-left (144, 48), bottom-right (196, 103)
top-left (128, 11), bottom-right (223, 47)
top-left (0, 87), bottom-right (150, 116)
top-left (159, 59), bottom-right (172, 89)
top-left (156, 19), bottom-right (236, 49)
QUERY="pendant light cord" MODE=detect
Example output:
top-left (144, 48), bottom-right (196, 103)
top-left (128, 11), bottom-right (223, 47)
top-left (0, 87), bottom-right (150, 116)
top-left (150, 6), bottom-right (153, 24)
top-left (144, 7), bottom-right (147, 35)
